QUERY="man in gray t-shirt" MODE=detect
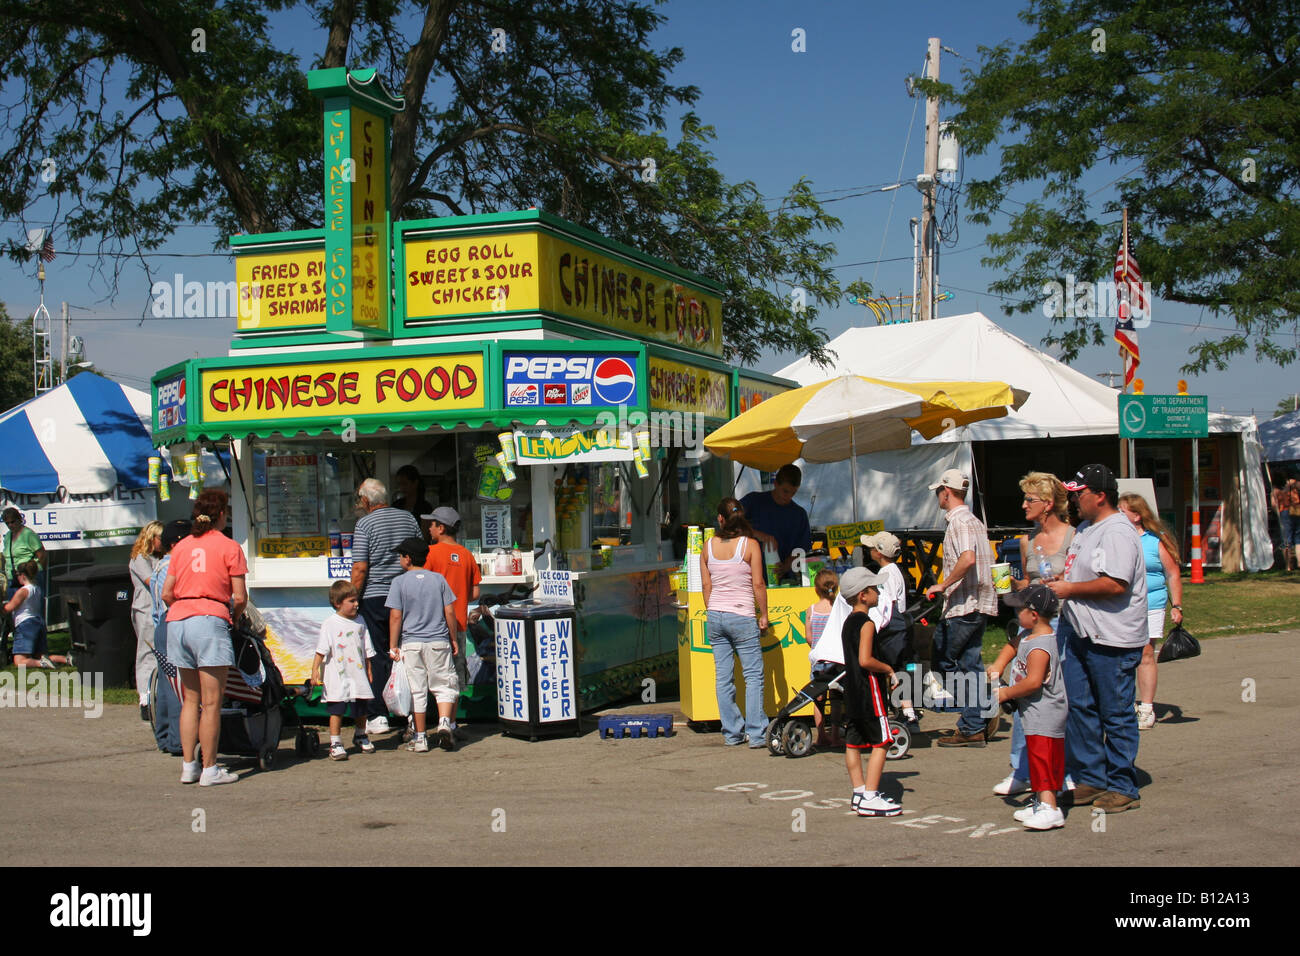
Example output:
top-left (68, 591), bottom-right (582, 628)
top-left (386, 537), bottom-right (460, 751)
top-left (1047, 464), bottom-right (1145, 814)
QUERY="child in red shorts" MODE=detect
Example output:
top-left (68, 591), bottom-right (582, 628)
top-left (838, 567), bottom-right (901, 818)
top-left (990, 583), bottom-right (1068, 830)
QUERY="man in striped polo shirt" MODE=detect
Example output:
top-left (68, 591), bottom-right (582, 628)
top-left (924, 468), bottom-right (998, 747)
top-left (351, 478), bottom-right (421, 733)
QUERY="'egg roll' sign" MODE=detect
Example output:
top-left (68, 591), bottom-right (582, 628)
top-left (200, 353), bottom-right (485, 423)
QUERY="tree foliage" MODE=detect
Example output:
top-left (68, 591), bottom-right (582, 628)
top-left (0, 303), bottom-right (37, 412)
top-left (0, 0), bottom-right (854, 365)
top-left (937, 0), bottom-right (1299, 372)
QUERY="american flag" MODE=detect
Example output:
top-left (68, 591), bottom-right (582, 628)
top-left (1113, 214), bottom-right (1144, 388)
top-left (39, 235), bottom-right (56, 262)
top-left (154, 646), bottom-right (185, 706)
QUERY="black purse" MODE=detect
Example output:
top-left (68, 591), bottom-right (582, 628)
top-left (1157, 623), bottom-right (1201, 663)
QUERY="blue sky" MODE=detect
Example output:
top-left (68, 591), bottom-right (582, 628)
top-left (2, 0), bottom-right (1295, 416)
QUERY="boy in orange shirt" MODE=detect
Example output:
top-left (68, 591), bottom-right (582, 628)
top-left (422, 507), bottom-right (480, 733)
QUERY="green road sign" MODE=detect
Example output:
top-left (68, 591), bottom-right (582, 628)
top-left (1118, 393), bottom-right (1209, 438)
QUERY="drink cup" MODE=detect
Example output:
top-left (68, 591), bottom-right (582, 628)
top-left (158, 473), bottom-right (171, 501)
top-left (498, 431), bottom-right (516, 464)
top-left (991, 562), bottom-right (1013, 594)
top-left (148, 457), bottom-right (161, 486)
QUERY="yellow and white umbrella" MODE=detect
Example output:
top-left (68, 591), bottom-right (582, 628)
top-left (704, 375), bottom-right (1028, 519)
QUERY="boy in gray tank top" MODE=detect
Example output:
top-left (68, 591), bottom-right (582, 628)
top-left (989, 583), bottom-right (1068, 831)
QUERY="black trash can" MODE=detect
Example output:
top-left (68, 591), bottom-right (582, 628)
top-left (493, 600), bottom-right (581, 740)
top-left (57, 566), bottom-right (136, 687)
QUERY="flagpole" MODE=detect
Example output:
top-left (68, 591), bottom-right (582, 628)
top-left (1119, 208), bottom-right (1130, 478)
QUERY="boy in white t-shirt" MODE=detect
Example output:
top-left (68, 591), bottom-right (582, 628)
top-left (311, 581), bottom-right (377, 760)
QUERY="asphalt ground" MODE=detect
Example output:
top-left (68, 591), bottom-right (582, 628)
top-left (1, 629), bottom-right (1295, 869)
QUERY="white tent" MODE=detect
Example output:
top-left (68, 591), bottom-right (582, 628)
top-left (766, 312), bottom-right (1272, 570)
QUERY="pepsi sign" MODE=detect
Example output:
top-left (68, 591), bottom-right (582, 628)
top-left (156, 373), bottom-right (187, 430)
top-left (503, 352), bottom-right (638, 407)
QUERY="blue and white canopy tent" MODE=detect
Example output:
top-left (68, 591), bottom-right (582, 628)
top-left (0, 372), bottom-right (159, 549)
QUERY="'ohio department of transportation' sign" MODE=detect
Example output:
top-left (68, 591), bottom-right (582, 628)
top-left (1118, 394), bottom-right (1209, 439)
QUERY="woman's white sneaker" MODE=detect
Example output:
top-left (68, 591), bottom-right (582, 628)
top-left (993, 773), bottom-right (1031, 796)
top-left (198, 766), bottom-right (239, 786)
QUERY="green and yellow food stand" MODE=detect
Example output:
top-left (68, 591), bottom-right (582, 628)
top-left (149, 66), bottom-right (801, 720)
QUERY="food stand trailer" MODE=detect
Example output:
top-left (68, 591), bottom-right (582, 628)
top-left (150, 66), bottom-right (796, 720)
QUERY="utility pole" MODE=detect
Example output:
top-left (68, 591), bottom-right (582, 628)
top-left (61, 301), bottom-right (69, 383)
top-left (918, 37), bottom-right (941, 322)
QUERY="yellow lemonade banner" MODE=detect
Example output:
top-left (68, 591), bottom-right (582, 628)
top-left (824, 520), bottom-right (885, 550)
top-left (200, 353), bottom-right (485, 423)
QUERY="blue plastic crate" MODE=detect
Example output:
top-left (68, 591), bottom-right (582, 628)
top-left (598, 713), bottom-right (673, 739)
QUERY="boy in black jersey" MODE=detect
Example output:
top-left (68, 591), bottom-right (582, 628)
top-left (839, 567), bottom-right (901, 817)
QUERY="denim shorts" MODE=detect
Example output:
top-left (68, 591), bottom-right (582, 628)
top-left (326, 700), bottom-right (367, 717)
top-left (12, 618), bottom-right (47, 656)
top-left (168, 615), bottom-right (235, 669)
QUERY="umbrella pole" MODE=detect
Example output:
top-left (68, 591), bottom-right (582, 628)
top-left (851, 424), bottom-right (859, 523)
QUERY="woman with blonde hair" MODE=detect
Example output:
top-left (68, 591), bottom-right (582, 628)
top-left (1118, 493), bottom-right (1183, 730)
top-left (994, 472), bottom-right (1074, 796)
top-left (129, 521), bottom-right (164, 721)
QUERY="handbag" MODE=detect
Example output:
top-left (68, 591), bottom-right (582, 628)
top-left (1157, 623), bottom-right (1201, 663)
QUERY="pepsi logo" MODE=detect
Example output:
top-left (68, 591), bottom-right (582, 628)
top-left (544, 383), bottom-right (568, 404)
top-left (507, 383), bottom-right (539, 406)
top-left (593, 357), bottom-right (635, 405)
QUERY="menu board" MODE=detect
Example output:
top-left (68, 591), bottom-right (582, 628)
top-left (265, 455), bottom-right (320, 536)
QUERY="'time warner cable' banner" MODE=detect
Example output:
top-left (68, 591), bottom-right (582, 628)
top-left (200, 353), bottom-right (485, 423)
top-left (1, 486), bottom-right (157, 551)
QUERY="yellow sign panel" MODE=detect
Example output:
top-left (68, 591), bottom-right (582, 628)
top-left (259, 536), bottom-right (329, 558)
top-left (235, 248), bottom-right (327, 331)
top-left (648, 356), bottom-right (730, 419)
top-left (402, 229), bottom-right (723, 356)
top-left (405, 231), bottom-right (542, 317)
top-left (200, 353), bottom-right (485, 423)
top-left (737, 376), bottom-right (785, 414)
top-left (825, 520), bottom-right (885, 550)
top-left (350, 108), bottom-right (388, 331)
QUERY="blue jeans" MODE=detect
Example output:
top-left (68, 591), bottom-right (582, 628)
top-left (707, 610), bottom-right (767, 744)
top-left (1064, 631), bottom-right (1142, 798)
top-left (932, 612), bottom-right (987, 736)
top-left (1281, 510), bottom-right (1300, 548)
top-left (360, 595), bottom-right (392, 719)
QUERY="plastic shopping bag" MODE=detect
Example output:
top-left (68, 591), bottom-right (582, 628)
top-left (383, 657), bottom-right (413, 716)
top-left (1157, 624), bottom-right (1201, 663)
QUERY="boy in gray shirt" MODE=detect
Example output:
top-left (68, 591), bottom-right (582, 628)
top-left (990, 583), bottom-right (1068, 831)
top-left (386, 537), bottom-right (459, 752)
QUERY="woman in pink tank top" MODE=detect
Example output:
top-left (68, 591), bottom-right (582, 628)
top-left (700, 497), bottom-right (769, 747)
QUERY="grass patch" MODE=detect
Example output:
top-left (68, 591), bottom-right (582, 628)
top-left (3, 628), bottom-right (139, 705)
top-left (980, 568), bottom-right (1300, 664)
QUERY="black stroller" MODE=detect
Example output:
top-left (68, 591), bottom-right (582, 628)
top-left (763, 594), bottom-right (943, 760)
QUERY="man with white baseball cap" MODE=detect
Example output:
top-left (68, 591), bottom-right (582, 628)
top-left (923, 468), bottom-right (998, 747)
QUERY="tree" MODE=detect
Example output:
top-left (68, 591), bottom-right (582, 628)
top-left (0, 0), bottom-right (855, 366)
top-left (0, 303), bottom-right (37, 411)
top-left (935, 0), bottom-right (1300, 372)
top-left (1278, 394), bottom-right (1300, 418)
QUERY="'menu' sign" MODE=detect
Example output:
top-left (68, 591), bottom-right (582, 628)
top-left (200, 354), bottom-right (485, 423)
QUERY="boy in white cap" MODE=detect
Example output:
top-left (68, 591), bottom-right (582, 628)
top-left (862, 531), bottom-right (920, 732)
top-left (838, 566), bottom-right (902, 817)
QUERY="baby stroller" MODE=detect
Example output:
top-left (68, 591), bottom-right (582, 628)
top-left (765, 593), bottom-right (944, 760)
top-left (764, 668), bottom-right (912, 760)
top-left (154, 608), bottom-right (295, 771)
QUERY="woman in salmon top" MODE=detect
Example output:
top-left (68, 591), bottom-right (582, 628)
top-left (162, 489), bottom-right (248, 787)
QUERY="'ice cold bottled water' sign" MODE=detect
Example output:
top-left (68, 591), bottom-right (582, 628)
top-left (495, 618), bottom-right (529, 721)
top-left (537, 570), bottom-right (574, 605)
top-left (536, 617), bottom-right (575, 723)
